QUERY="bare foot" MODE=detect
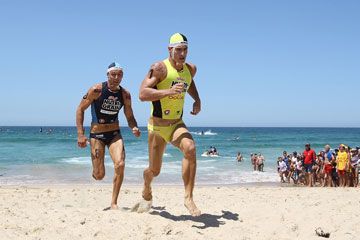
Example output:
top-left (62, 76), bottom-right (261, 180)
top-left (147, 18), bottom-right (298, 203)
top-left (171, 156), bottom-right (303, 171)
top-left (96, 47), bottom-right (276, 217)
top-left (184, 198), bottom-right (201, 217)
top-left (111, 204), bottom-right (119, 210)
top-left (142, 186), bottom-right (152, 201)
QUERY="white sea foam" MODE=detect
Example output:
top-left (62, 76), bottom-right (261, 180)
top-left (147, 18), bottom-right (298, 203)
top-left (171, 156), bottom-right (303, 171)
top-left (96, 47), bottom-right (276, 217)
top-left (61, 155), bottom-right (112, 165)
top-left (133, 155), bottom-right (149, 160)
top-left (201, 153), bottom-right (220, 157)
top-left (198, 159), bottom-right (218, 163)
top-left (198, 170), bottom-right (279, 184)
top-left (126, 163), bottom-right (149, 169)
top-left (191, 130), bottom-right (218, 136)
top-left (61, 157), bottom-right (91, 165)
top-left (130, 152), bottom-right (171, 160)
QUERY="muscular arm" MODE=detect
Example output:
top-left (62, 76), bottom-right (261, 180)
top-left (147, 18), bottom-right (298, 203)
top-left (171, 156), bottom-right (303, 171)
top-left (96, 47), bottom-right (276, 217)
top-left (76, 84), bottom-right (101, 136)
top-left (188, 79), bottom-right (200, 102)
top-left (122, 89), bottom-right (138, 129)
top-left (139, 62), bottom-right (183, 102)
top-left (186, 63), bottom-right (201, 115)
top-left (186, 63), bottom-right (200, 102)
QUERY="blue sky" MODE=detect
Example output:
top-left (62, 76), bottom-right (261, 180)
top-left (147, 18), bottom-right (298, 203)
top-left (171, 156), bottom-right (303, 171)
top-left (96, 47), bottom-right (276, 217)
top-left (0, 0), bottom-right (359, 127)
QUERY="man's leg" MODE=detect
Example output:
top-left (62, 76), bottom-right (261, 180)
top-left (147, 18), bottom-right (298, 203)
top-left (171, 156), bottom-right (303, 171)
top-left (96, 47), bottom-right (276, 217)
top-left (142, 131), bottom-right (167, 201)
top-left (90, 138), bottom-right (106, 180)
top-left (171, 125), bottom-right (201, 217)
top-left (355, 167), bottom-right (359, 187)
top-left (280, 172), bottom-right (285, 183)
top-left (339, 173), bottom-right (344, 187)
top-left (108, 138), bottom-right (125, 209)
top-left (306, 172), bottom-right (310, 186)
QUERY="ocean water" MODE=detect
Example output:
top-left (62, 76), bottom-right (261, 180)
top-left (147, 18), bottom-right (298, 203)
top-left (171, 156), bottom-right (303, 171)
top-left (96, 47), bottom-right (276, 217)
top-left (0, 127), bottom-right (359, 185)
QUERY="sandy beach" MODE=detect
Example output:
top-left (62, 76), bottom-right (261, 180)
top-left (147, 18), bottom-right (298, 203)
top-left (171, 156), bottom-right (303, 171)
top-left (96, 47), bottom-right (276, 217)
top-left (1, 184), bottom-right (359, 240)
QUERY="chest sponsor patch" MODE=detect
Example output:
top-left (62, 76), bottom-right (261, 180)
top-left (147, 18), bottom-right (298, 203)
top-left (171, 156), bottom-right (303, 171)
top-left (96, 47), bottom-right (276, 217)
top-left (101, 97), bottom-right (121, 112)
top-left (171, 78), bottom-right (189, 92)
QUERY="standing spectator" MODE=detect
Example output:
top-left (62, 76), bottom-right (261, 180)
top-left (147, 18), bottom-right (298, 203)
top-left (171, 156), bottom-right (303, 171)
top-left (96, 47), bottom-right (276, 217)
top-left (278, 157), bottom-right (288, 183)
top-left (323, 145), bottom-right (334, 187)
top-left (336, 144), bottom-right (348, 187)
top-left (251, 153), bottom-right (257, 171)
top-left (258, 153), bottom-right (265, 172)
top-left (303, 143), bottom-right (316, 187)
top-left (350, 148), bottom-right (359, 187)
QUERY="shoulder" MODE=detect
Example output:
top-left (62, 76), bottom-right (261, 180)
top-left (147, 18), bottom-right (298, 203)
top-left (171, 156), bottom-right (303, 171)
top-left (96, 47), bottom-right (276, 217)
top-left (186, 62), bottom-right (197, 77)
top-left (121, 87), bottom-right (132, 101)
top-left (121, 87), bottom-right (131, 97)
top-left (90, 83), bottom-right (102, 94)
top-left (151, 61), bottom-right (167, 78)
top-left (86, 83), bottom-right (102, 99)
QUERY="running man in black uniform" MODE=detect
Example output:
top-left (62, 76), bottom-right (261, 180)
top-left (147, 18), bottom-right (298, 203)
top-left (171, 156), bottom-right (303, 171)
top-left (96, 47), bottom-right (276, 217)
top-left (76, 62), bottom-right (140, 209)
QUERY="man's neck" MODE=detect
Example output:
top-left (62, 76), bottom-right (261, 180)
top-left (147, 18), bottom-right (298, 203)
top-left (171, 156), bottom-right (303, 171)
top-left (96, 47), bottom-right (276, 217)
top-left (169, 57), bottom-right (184, 71)
top-left (107, 81), bottom-right (119, 92)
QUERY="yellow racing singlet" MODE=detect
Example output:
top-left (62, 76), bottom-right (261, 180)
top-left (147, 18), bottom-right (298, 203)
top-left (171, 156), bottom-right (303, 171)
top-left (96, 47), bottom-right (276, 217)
top-left (337, 151), bottom-right (348, 170)
top-left (151, 58), bottom-right (192, 120)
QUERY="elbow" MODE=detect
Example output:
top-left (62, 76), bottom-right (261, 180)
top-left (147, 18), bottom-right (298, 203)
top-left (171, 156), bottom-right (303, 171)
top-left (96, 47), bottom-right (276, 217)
top-left (76, 106), bottom-right (83, 114)
top-left (76, 106), bottom-right (81, 115)
top-left (76, 106), bottom-right (85, 117)
top-left (139, 92), bottom-right (147, 102)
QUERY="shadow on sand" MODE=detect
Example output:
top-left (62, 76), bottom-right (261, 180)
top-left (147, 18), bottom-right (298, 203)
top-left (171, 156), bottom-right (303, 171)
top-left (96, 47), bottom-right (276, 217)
top-left (150, 207), bottom-right (239, 229)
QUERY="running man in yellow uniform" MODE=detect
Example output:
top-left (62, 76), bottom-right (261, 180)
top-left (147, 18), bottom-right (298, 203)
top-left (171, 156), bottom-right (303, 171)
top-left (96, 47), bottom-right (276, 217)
top-left (136, 33), bottom-right (201, 216)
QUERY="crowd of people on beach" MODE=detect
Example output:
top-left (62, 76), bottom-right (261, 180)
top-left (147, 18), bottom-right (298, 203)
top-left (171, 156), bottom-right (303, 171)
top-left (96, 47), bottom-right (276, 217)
top-left (277, 143), bottom-right (360, 187)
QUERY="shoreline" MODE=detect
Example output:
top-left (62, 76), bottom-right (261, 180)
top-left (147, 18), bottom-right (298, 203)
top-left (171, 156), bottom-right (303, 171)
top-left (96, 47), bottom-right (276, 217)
top-left (0, 181), bottom-right (281, 188)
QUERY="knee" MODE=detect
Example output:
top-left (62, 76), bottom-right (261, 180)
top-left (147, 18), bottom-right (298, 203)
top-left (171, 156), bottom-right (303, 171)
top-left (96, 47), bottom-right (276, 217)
top-left (182, 140), bottom-right (196, 159)
top-left (92, 170), bottom-right (105, 180)
top-left (114, 160), bottom-right (125, 175)
top-left (151, 168), bottom-right (161, 177)
top-left (144, 167), bottom-right (161, 177)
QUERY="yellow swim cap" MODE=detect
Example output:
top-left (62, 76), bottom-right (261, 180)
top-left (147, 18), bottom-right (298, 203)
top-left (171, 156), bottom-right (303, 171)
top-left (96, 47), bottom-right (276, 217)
top-left (169, 33), bottom-right (188, 47)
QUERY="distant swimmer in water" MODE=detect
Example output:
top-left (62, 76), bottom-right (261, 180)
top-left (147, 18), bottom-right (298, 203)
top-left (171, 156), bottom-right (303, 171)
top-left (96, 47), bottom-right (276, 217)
top-left (76, 62), bottom-right (141, 210)
top-left (39, 127), bottom-right (43, 133)
top-left (201, 130), bottom-right (204, 135)
top-left (236, 152), bottom-right (243, 162)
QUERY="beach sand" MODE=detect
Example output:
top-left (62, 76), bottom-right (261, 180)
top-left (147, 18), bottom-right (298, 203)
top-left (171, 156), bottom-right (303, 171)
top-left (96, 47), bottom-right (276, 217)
top-left (1, 184), bottom-right (359, 240)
